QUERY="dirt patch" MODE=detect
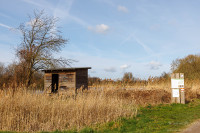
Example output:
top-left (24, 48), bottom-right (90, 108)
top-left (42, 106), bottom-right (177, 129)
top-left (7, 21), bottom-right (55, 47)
top-left (181, 119), bottom-right (200, 133)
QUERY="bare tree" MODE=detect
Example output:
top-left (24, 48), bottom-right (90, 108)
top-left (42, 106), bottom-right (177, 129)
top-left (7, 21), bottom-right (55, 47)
top-left (17, 10), bottom-right (70, 87)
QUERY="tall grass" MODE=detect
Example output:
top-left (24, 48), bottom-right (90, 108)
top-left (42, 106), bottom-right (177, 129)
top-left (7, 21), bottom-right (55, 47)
top-left (0, 88), bottom-right (137, 132)
top-left (90, 78), bottom-right (200, 102)
top-left (1, 78), bottom-right (200, 132)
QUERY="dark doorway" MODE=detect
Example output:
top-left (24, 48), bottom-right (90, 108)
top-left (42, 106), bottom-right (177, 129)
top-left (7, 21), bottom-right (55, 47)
top-left (52, 74), bottom-right (59, 93)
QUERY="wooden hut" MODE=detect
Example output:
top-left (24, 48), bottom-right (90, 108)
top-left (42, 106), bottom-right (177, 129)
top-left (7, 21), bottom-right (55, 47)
top-left (42, 67), bottom-right (91, 92)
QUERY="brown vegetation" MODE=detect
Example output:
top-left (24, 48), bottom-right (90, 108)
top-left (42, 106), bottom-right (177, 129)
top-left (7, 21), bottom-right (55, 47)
top-left (0, 62), bottom-right (43, 88)
top-left (106, 89), bottom-right (171, 105)
top-left (1, 76), bottom-right (200, 132)
top-left (0, 88), bottom-right (137, 132)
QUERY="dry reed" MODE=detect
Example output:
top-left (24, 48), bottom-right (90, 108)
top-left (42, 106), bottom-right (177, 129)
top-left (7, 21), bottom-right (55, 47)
top-left (1, 79), bottom-right (200, 132)
top-left (0, 88), bottom-right (137, 132)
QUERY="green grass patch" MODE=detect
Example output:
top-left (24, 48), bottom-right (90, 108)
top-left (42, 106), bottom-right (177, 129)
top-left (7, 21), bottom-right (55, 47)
top-left (80, 99), bottom-right (200, 133)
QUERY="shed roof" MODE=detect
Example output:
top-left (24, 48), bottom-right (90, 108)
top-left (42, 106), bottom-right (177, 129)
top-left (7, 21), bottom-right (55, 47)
top-left (42, 67), bottom-right (91, 73)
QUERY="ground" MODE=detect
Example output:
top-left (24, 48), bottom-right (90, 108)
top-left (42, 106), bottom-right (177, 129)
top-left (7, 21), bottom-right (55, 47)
top-left (181, 119), bottom-right (200, 133)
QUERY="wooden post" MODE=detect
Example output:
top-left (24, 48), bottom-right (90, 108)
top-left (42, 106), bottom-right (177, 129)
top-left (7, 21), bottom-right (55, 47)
top-left (177, 89), bottom-right (181, 103)
top-left (171, 73), bottom-right (185, 104)
top-left (181, 88), bottom-right (185, 104)
top-left (180, 73), bottom-right (185, 104)
top-left (171, 73), bottom-right (176, 103)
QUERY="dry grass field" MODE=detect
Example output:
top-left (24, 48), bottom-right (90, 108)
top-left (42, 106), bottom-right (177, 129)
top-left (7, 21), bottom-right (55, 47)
top-left (0, 79), bottom-right (200, 132)
top-left (0, 87), bottom-right (137, 132)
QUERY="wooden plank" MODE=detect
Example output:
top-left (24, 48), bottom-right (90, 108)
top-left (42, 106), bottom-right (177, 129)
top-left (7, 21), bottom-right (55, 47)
top-left (180, 73), bottom-right (184, 79)
top-left (181, 90), bottom-right (185, 104)
top-left (171, 90), bottom-right (175, 103)
top-left (180, 73), bottom-right (185, 104)
top-left (44, 73), bottom-right (52, 90)
top-left (175, 73), bottom-right (180, 79)
top-left (60, 82), bottom-right (75, 86)
top-left (171, 73), bottom-right (175, 79)
top-left (177, 89), bottom-right (181, 103)
top-left (171, 73), bottom-right (176, 103)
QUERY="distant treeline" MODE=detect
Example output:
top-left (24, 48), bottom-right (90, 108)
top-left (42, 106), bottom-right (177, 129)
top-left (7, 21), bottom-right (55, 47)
top-left (1, 54), bottom-right (200, 89)
top-left (88, 72), bottom-right (170, 86)
top-left (0, 62), bottom-right (43, 89)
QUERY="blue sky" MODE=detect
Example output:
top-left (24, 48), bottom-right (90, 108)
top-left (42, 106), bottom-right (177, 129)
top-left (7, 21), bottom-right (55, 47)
top-left (1, 0), bottom-right (200, 79)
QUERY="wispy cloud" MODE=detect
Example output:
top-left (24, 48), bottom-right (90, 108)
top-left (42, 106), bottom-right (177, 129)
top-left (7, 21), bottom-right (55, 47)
top-left (0, 23), bottom-right (12, 29)
top-left (21, 0), bottom-right (44, 8)
top-left (0, 12), bottom-right (11, 19)
top-left (120, 33), bottom-right (133, 45)
top-left (118, 5), bottom-right (128, 13)
top-left (120, 33), bottom-right (154, 54)
top-left (53, 0), bottom-right (89, 27)
top-left (68, 15), bottom-right (89, 27)
top-left (53, 0), bottom-right (73, 19)
top-left (104, 67), bottom-right (116, 72)
top-left (132, 34), bottom-right (154, 54)
top-left (147, 61), bottom-right (162, 70)
top-left (120, 64), bottom-right (131, 70)
top-left (96, 0), bottom-right (128, 13)
top-left (95, 0), bottom-right (115, 7)
top-left (21, 0), bottom-right (89, 28)
top-left (88, 24), bottom-right (110, 34)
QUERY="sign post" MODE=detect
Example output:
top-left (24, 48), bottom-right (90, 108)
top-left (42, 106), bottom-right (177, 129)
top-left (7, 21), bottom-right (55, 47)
top-left (171, 73), bottom-right (185, 104)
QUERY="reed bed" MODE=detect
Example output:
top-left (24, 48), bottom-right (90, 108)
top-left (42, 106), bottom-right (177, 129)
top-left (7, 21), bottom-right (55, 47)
top-left (0, 88), bottom-right (137, 132)
top-left (1, 79), bottom-right (200, 132)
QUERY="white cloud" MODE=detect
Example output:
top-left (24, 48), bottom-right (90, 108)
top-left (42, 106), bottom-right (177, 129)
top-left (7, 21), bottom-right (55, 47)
top-left (88, 24), bottom-right (110, 34)
top-left (0, 23), bottom-right (12, 29)
top-left (96, 24), bottom-right (109, 33)
top-left (0, 23), bottom-right (17, 33)
top-left (120, 64), bottom-right (131, 70)
top-left (120, 33), bottom-right (154, 55)
top-left (104, 67), bottom-right (116, 72)
top-left (118, 5), bottom-right (128, 13)
top-left (147, 61), bottom-right (162, 70)
top-left (59, 50), bottom-right (170, 79)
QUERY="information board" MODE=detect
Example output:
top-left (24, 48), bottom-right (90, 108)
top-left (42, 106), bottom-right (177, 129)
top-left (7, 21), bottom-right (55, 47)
top-left (172, 89), bottom-right (180, 97)
top-left (171, 79), bottom-right (184, 88)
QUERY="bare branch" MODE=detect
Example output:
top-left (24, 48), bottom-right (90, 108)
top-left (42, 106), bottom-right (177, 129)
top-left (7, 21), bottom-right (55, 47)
top-left (16, 10), bottom-right (72, 86)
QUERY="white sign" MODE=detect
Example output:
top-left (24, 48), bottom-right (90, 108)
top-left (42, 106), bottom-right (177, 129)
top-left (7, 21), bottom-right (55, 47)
top-left (172, 89), bottom-right (179, 97)
top-left (171, 79), bottom-right (184, 88)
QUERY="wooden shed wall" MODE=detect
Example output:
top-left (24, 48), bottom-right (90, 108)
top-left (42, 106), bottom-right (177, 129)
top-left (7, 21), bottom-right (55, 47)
top-left (59, 72), bottom-right (76, 89)
top-left (44, 73), bottom-right (52, 90)
top-left (76, 69), bottom-right (88, 89)
top-left (44, 69), bottom-right (89, 90)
